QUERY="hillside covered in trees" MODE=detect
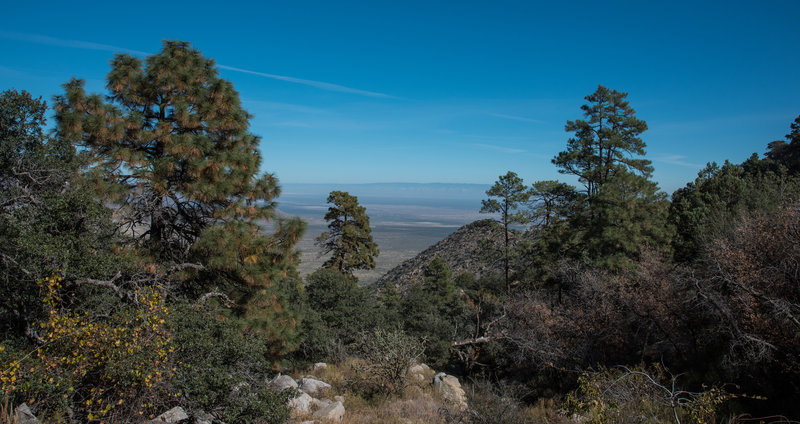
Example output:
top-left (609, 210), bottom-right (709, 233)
top-left (2, 41), bottom-right (799, 423)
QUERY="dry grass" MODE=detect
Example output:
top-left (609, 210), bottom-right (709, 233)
top-left (292, 359), bottom-right (580, 423)
top-left (0, 395), bottom-right (17, 424)
top-left (288, 358), bottom-right (456, 424)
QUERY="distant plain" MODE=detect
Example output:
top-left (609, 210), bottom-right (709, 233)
top-left (275, 183), bottom-right (488, 284)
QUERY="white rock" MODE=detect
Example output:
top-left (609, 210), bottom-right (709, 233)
top-left (409, 363), bottom-right (431, 374)
top-left (433, 372), bottom-right (468, 410)
top-left (268, 374), bottom-right (299, 392)
top-left (312, 401), bottom-right (345, 422)
top-left (288, 391), bottom-right (313, 414)
top-left (312, 362), bottom-right (328, 372)
top-left (311, 398), bottom-right (331, 409)
top-left (15, 404), bottom-right (40, 424)
top-left (409, 363), bottom-right (432, 383)
top-left (298, 377), bottom-right (331, 395)
top-left (157, 406), bottom-right (189, 423)
top-left (193, 410), bottom-right (215, 424)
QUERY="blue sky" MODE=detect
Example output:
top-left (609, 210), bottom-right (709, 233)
top-left (2, 1), bottom-right (798, 193)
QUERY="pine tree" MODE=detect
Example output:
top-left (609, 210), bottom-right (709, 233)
top-left (554, 85), bottom-right (651, 200)
top-left (481, 171), bottom-right (530, 290)
top-left (528, 180), bottom-right (578, 228)
top-left (553, 86), bottom-right (669, 268)
top-left (53, 41), bottom-right (305, 354)
top-left (766, 115), bottom-right (800, 174)
top-left (54, 40), bottom-right (296, 260)
top-left (315, 191), bottom-right (379, 277)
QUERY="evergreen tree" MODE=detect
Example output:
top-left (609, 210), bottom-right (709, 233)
top-left (54, 40), bottom-right (300, 261)
top-left (53, 41), bottom-right (305, 354)
top-left (552, 86), bottom-right (669, 268)
top-left (669, 157), bottom-right (800, 262)
top-left (528, 180), bottom-right (578, 228)
top-left (0, 89), bottom-right (117, 338)
top-left (315, 191), bottom-right (379, 277)
top-left (554, 85), bottom-right (651, 200)
top-left (400, 259), bottom-right (466, 368)
top-left (481, 171), bottom-right (530, 290)
top-left (766, 115), bottom-right (800, 174)
top-left (302, 268), bottom-right (377, 357)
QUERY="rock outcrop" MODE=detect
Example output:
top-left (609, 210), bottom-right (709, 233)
top-left (433, 372), bottom-right (468, 411)
top-left (267, 374), bottom-right (345, 421)
top-left (269, 374), bottom-right (300, 392)
top-left (298, 377), bottom-right (331, 395)
top-left (15, 404), bottom-right (40, 424)
top-left (312, 401), bottom-right (345, 422)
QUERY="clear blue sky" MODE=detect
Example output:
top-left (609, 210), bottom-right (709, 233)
top-left (2, 0), bottom-right (798, 193)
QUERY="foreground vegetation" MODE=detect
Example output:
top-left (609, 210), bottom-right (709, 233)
top-left (1, 41), bottom-right (798, 422)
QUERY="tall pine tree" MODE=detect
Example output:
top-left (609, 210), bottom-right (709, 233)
top-left (315, 191), bottom-right (379, 278)
top-left (481, 171), bottom-right (530, 290)
top-left (553, 86), bottom-right (669, 268)
top-left (54, 41), bottom-right (305, 355)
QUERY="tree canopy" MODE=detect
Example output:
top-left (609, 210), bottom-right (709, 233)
top-left (54, 40), bottom-right (291, 260)
top-left (553, 85), bottom-right (651, 199)
top-left (315, 190), bottom-right (379, 277)
top-left (481, 171), bottom-right (529, 289)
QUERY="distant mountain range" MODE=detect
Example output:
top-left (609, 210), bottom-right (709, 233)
top-left (282, 182), bottom-right (490, 201)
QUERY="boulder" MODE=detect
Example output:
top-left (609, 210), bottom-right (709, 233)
top-left (312, 362), bottom-right (328, 372)
top-left (157, 406), bottom-right (189, 423)
top-left (268, 374), bottom-right (299, 392)
top-left (433, 372), bottom-right (468, 410)
top-left (311, 398), bottom-right (331, 410)
top-left (15, 404), bottom-right (40, 424)
top-left (312, 401), bottom-right (345, 422)
top-left (298, 377), bottom-right (331, 395)
top-left (193, 410), bottom-right (215, 424)
top-left (409, 363), bottom-right (432, 382)
top-left (288, 391), bottom-right (313, 414)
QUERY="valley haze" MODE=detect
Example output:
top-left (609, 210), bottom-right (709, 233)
top-left (277, 183), bottom-right (489, 284)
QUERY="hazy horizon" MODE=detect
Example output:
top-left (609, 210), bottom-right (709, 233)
top-left (276, 183), bottom-right (487, 285)
top-left (3, 1), bottom-right (797, 197)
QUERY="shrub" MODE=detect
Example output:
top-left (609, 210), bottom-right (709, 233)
top-left (350, 329), bottom-right (425, 397)
top-left (565, 365), bottom-right (731, 424)
top-left (168, 302), bottom-right (291, 423)
top-left (1, 275), bottom-right (175, 422)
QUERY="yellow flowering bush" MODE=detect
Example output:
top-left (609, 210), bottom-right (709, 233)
top-left (1, 275), bottom-right (176, 422)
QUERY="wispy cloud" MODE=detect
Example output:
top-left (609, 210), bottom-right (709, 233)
top-left (471, 143), bottom-right (526, 154)
top-left (652, 154), bottom-right (703, 168)
top-left (487, 112), bottom-right (544, 123)
top-left (1, 31), bottom-right (395, 99)
top-left (217, 65), bottom-right (395, 99)
top-left (0, 30), bottom-right (151, 56)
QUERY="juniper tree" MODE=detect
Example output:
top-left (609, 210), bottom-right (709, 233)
top-left (0, 89), bottom-right (117, 338)
top-left (315, 191), bottom-right (379, 278)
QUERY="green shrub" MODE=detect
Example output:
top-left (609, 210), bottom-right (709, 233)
top-left (168, 302), bottom-right (291, 423)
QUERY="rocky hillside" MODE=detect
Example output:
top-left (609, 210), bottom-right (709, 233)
top-left (374, 219), bottom-right (510, 290)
